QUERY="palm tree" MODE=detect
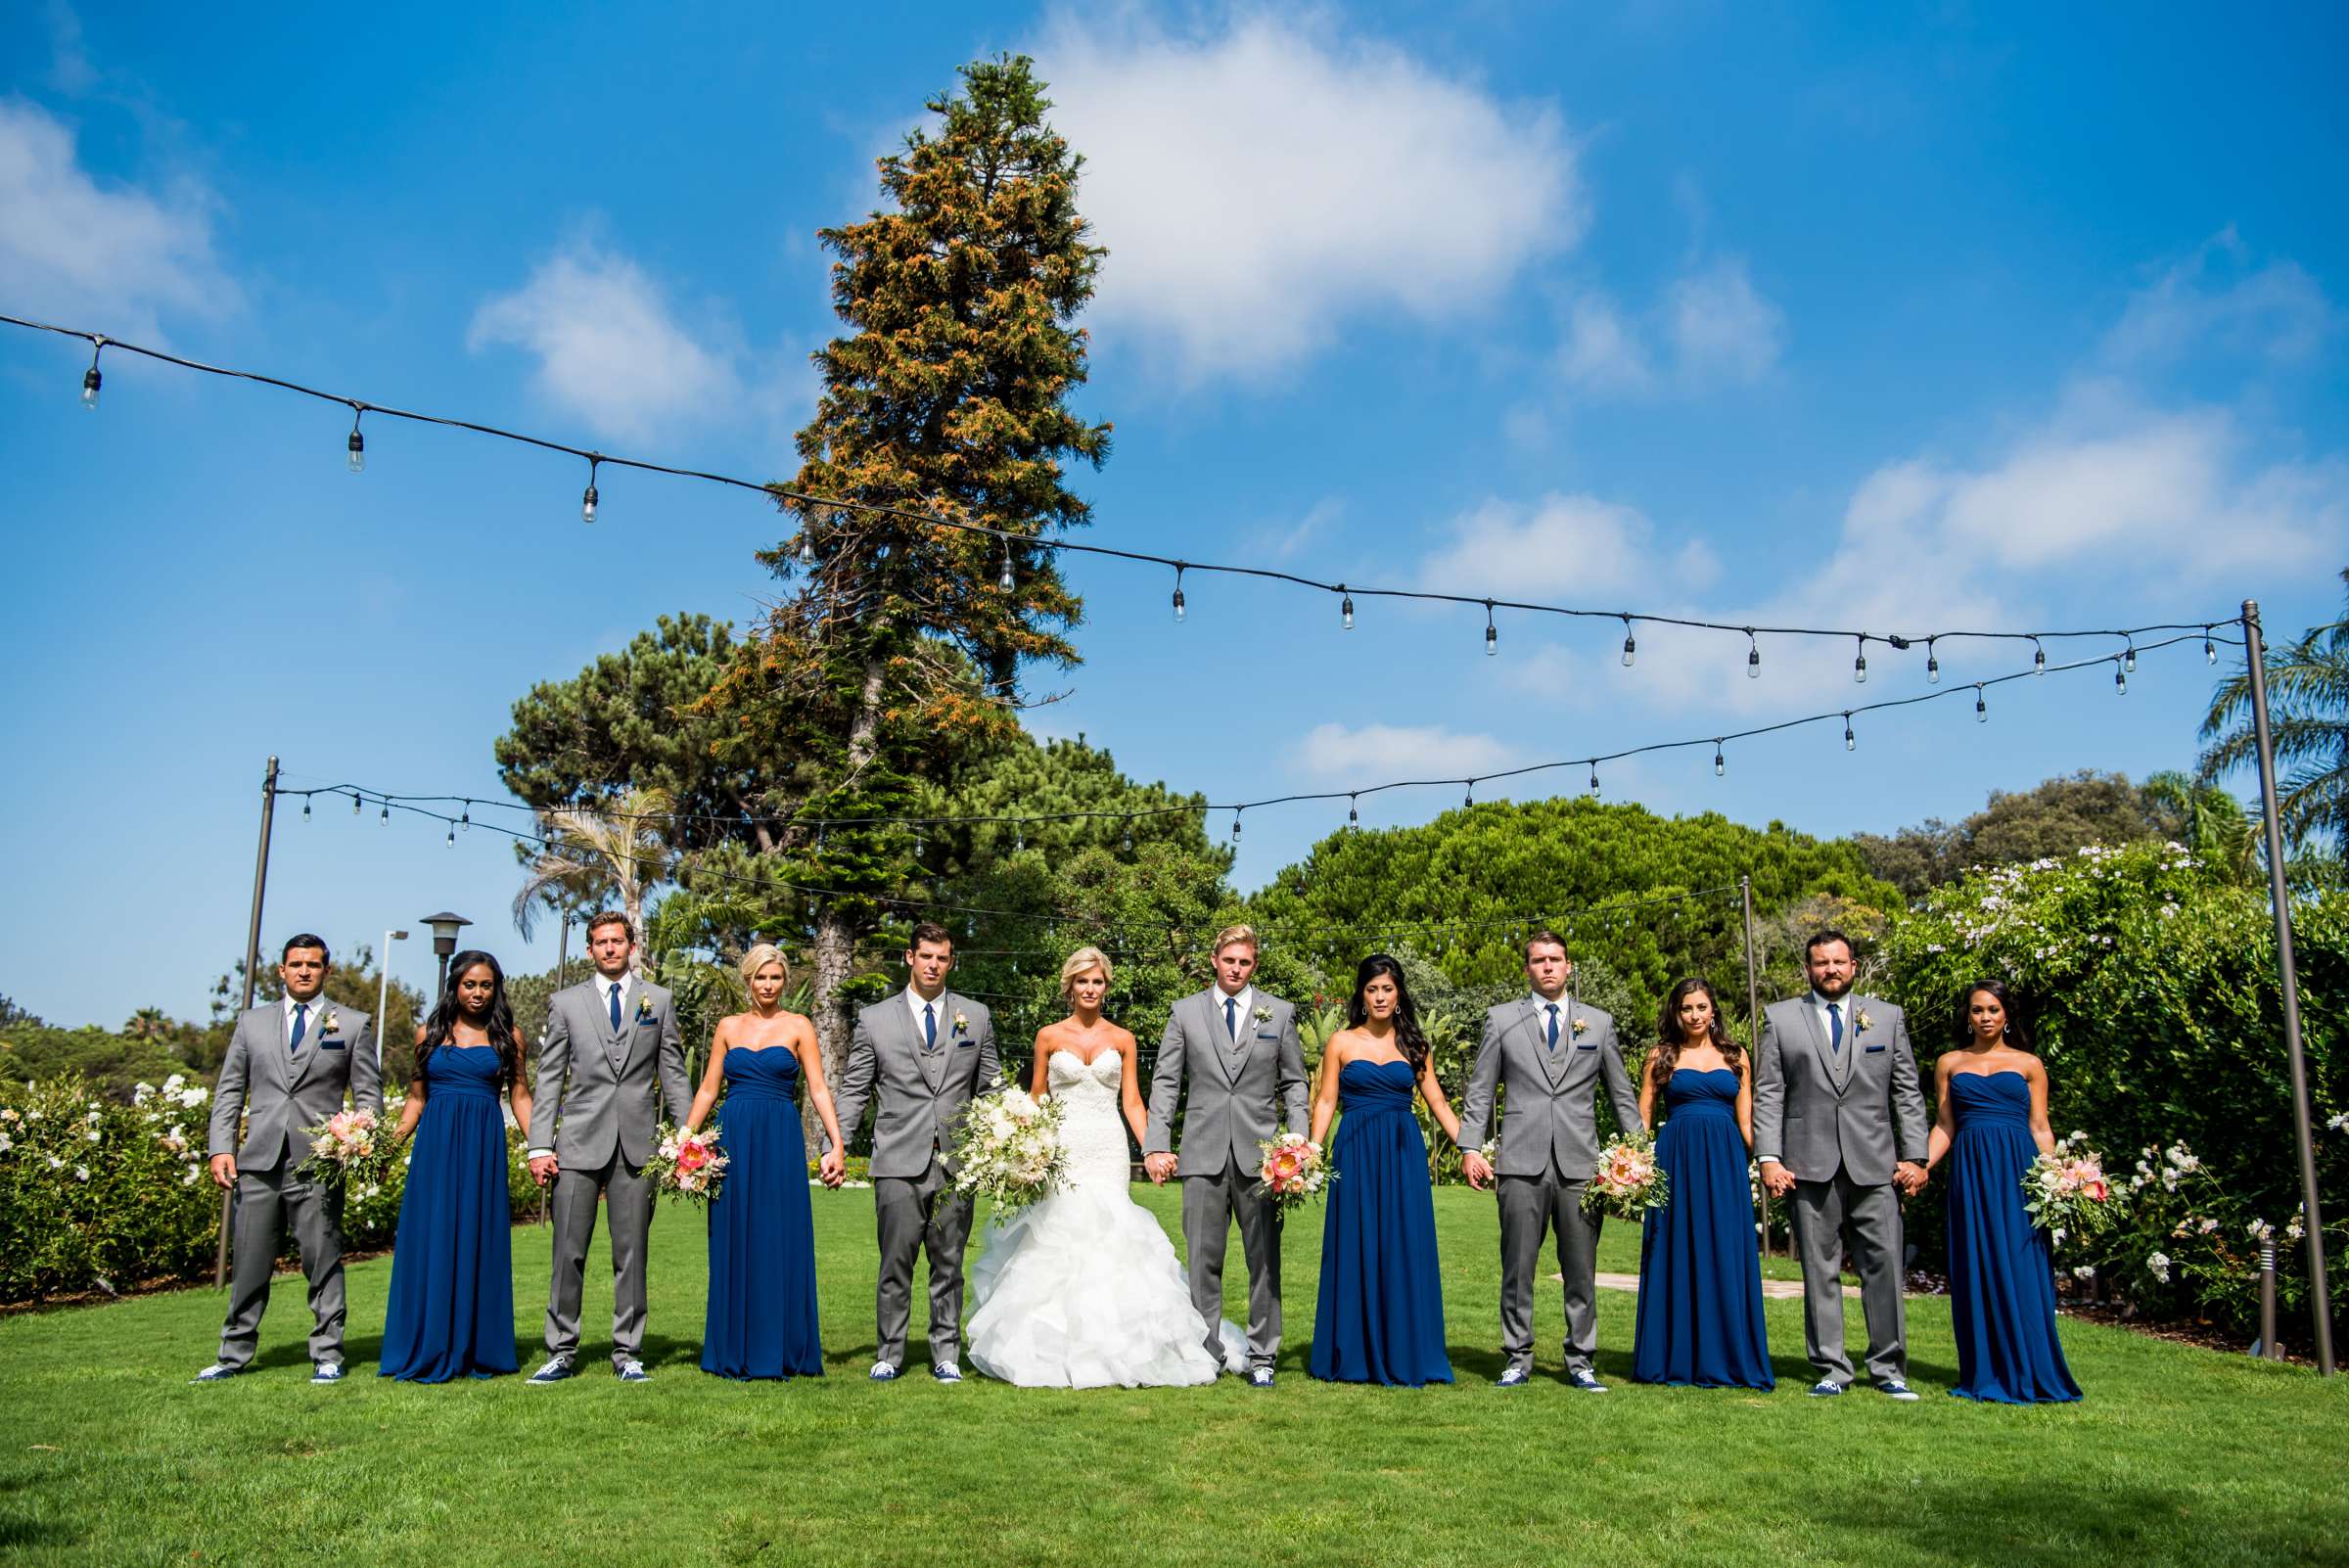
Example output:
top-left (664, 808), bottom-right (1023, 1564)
top-left (510, 788), bottom-right (679, 978)
top-left (2142, 771), bottom-right (2261, 883)
top-left (2199, 569), bottom-right (2349, 863)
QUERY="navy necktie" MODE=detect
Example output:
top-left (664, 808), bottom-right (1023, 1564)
top-left (1224, 996), bottom-right (1239, 1041)
top-left (924, 1002), bottom-right (938, 1049)
top-left (609, 984), bottom-right (623, 1031)
top-left (1827, 1001), bottom-right (1844, 1054)
top-left (289, 1001), bottom-right (308, 1054)
top-left (1545, 1002), bottom-right (1559, 1050)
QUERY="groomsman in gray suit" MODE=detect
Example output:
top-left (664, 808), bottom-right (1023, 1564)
top-left (196, 934), bottom-right (379, 1383)
top-left (1142, 923), bottom-right (1310, 1388)
top-left (1754, 929), bottom-right (1930, 1400)
top-left (525, 911), bottom-right (689, 1383)
top-left (1458, 930), bottom-right (1642, 1391)
top-left (829, 921), bottom-right (1000, 1383)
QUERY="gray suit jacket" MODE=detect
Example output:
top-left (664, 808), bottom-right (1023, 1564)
top-left (1458, 996), bottom-right (1642, 1179)
top-left (207, 999), bottom-right (381, 1169)
top-left (1142, 988), bottom-right (1311, 1177)
top-left (1751, 992), bottom-right (1929, 1185)
top-left (527, 978), bottom-right (690, 1169)
top-left (829, 990), bottom-right (1000, 1179)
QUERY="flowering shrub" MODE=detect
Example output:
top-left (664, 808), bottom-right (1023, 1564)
top-left (1885, 841), bottom-right (2347, 1342)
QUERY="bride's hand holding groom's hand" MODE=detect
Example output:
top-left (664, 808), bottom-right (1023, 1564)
top-left (1143, 1152), bottom-right (1176, 1185)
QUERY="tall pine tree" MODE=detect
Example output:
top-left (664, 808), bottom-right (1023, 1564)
top-left (713, 55), bottom-right (1111, 1086)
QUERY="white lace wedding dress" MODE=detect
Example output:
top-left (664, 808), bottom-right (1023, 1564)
top-left (967, 1048), bottom-right (1242, 1387)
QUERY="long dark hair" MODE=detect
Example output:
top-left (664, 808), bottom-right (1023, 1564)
top-left (1347, 954), bottom-right (1432, 1077)
top-left (1955, 978), bottom-right (2032, 1050)
top-left (1651, 977), bottom-right (1742, 1085)
top-left (419, 949), bottom-right (521, 1092)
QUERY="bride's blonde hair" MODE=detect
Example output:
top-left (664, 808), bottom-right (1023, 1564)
top-left (1058, 945), bottom-right (1113, 1000)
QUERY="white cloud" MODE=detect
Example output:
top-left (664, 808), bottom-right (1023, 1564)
top-left (1038, 11), bottom-right (1584, 382)
top-left (1559, 255), bottom-right (1784, 398)
top-left (1257, 497), bottom-right (1342, 563)
top-left (1288, 721), bottom-right (1521, 786)
top-left (1421, 491), bottom-right (1719, 601)
top-left (0, 98), bottom-right (234, 339)
top-left (467, 241), bottom-right (743, 444)
top-left (2103, 227), bottom-right (2337, 369)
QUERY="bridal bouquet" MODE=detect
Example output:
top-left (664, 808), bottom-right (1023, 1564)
top-left (1255, 1131), bottom-right (1331, 1211)
top-left (295, 1107), bottom-right (394, 1190)
top-left (645, 1124), bottom-right (728, 1205)
top-left (950, 1088), bottom-right (1067, 1216)
top-left (2023, 1135), bottom-right (2120, 1245)
top-left (1582, 1131), bottom-right (1669, 1221)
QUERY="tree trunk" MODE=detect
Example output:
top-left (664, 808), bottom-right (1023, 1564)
top-left (805, 645), bottom-right (893, 1150)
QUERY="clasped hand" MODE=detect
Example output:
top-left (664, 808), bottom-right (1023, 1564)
top-left (1142, 1152), bottom-right (1177, 1185)
top-left (1459, 1149), bottom-right (1495, 1190)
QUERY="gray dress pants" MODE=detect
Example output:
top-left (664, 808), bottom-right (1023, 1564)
top-left (1790, 1169), bottom-right (1908, 1385)
top-left (1497, 1160), bottom-right (1602, 1373)
top-left (217, 1155), bottom-right (345, 1369)
top-left (545, 1152), bottom-right (655, 1369)
top-left (1181, 1165), bottom-right (1282, 1370)
top-left (874, 1155), bottom-right (974, 1369)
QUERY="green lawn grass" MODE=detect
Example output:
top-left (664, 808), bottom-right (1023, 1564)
top-left (0, 1185), bottom-right (2341, 1567)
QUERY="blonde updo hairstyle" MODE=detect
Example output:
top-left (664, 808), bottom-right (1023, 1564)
top-left (739, 943), bottom-right (792, 993)
top-left (1059, 945), bottom-right (1113, 1001)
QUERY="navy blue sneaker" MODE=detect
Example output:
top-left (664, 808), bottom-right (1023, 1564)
top-left (191, 1362), bottom-right (240, 1384)
top-left (1807, 1378), bottom-right (1846, 1398)
top-left (526, 1356), bottom-right (576, 1385)
top-left (616, 1359), bottom-right (651, 1383)
top-left (868, 1360), bottom-right (899, 1382)
top-left (1877, 1379), bottom-right (1920, 1402)
top-left (930, 1361), bottom-right (963, 1384)
top-left (1567, 1369), bottom-right (1610, 1394)
top-left (309, 1362), bottom-right (345, 1385)
top-left (1495, 1367), bottom-right (1533, 1388)
top-left (1247, 1367), bottom-right (1275, 1390)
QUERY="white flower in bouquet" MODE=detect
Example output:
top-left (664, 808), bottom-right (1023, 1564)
top-left (1255, 1132), bottom-right (1331, 1211)
top-left (950, 1089), bottom-right (1068, 1216)
top-left (1582, 1132), bottom-right (1668, 1221)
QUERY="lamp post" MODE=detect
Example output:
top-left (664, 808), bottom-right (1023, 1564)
top-left (420, 911), bottom-right (473, 995)
top-left (377, 928), bottom-right (409, 1082)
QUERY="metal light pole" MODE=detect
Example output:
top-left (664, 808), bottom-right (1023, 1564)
top-left (421, 911), bottom-right (473, 997)
top-left (376, 928), bottom-right (408, 1083)
top-left (217, 757), bottom-right (281, 1289)
top-left (1740, 876), bottom-right (1770, 1258)
top-left (2241, 599), bottom-right (2333, 1375)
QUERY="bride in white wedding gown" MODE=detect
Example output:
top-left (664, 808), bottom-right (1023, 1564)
top-left (967, 947), bottom-right (1242, 1388)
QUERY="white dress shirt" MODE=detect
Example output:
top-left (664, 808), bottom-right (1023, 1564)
top-left (1212, 984), bottom-right (1255, 1041)
top-left (1528, 991), bottom-right (1571, 1045)
top-left (283, 992), bottom-right (325, 1042)
top-left (906, 986), bottom-right (950, 1044)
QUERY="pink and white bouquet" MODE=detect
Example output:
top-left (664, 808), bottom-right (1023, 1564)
top-left (295, 1106), bottom-right (393, 1190)
top-left (2023, 1135), bottom-right (2121, 1244)
top-left (950, 1088), bottom-right (1067, 1216)
top-left (645, 1124), bottom-right (729, 1204)
top-left (1583, 1131), bottom-right (1669, 1221)
top-left (1255, 1131), bottom-right (1331, 1211)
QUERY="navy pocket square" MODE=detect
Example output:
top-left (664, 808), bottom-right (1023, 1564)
top-left (1864, 1043), bottom-right (1886, 1054)
top-left (1575, 1041), bottom-right (1597, 1051)
top-left (1255, 1030), bottom-right (1278, 1040)
top-left (956, 1038), bottom-right (976, 1048)
top-left (321, 1038), bottom-right (346, 1050)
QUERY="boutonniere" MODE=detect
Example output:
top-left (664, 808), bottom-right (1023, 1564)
top-left (952, 1011), bottom-right (970, 1036)
top-left (1854, 1007), bottom-right (1874, 1034)
top-left (1572, 1016), bottom-right (1590, 1038)
top-left (1253, 1006), bottom-right (1271, 1024)
top-left (635, 995), bottom-right (656, 1025)
top-left (318, 1008), bottom-right (344, 1037)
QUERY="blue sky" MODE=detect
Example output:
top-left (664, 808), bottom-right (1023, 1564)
top-left (4, 2), bottom-right (2345, 1028)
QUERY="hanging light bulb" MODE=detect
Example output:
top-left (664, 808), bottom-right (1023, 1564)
top-left (1348, 794), bottom-right (1359, 826)
top-left (1975, 687), bottom-right (1990, 722)
top-left (2204, 626), bottom-right (2217, 665)
top-left (1746, 631), bottom-right (1762, 679)
top-left (2032, 638), bottom-right (2046, 675)
top-left (1485, 602), bottom-right (1497, 658)
top-left (351, 793), bottom-right (362, 816)
top-left (1853, 635), bottom-right (1868, 684)
top-left (459, 807), bottom-right (471, 832)
top-left (2115, 661), bottom-right (2129, 696)
top-left (797, 532), bottom-right (814, 567)
top-left (445, 823), bottom-right (456, 847)
top-left (1925, 637), bottom-right (1941, 685)
top-left (1714, 742), bottom-right (1726, 777)
top-left (998, 545), bottom-right (1015, 592)
top-left (1621, 616), bottom-right (1636, 669)
top-left (346, 406), bottom-right (366, 474)
top-left (1588, 764), bottom-right (1600, 797)
top-left (1121, 828), bottom-right (1133, 853)
top-left (1340, 587), bottom-right (1355, 630)
top-left (301, 798), bottom-right (311, 821)
top-left (1844, 715), bottom-right (1857, 752)
top-left (79, 339), bottom-right (104, 411)
top-left (1464, 780), bottom-right (1476, 808)
top-left (1172, 565), bottom-right (1187, 623)
top-left (581, 455), bottom-right (601, 525)
top-left (380, 803), bottom-right (391, 825)
top-left (1231, 809), bottom-right (1243, 844)
top-left (2123, 640), bottom-right (2138, 674)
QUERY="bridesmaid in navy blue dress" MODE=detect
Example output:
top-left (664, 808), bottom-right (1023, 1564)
top-left (381, 951), bottom-right (527, 1382)
top-left (1309, 954), bottom-right (1462, 1386)
top-left (1925, 980), bottom-right (2080, 1404)
top-left (1632, 978), bottom-right (1773, 1389)
top-left (685, 944), bottom-right (846, 1380)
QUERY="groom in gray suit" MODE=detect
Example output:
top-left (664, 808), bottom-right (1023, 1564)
top-left (1458, 930), bottom-right (1642, 1391)
top-left (829, 921), bottom-right (1000, 1383)
top-left (1142, 923), bottom-right (1310, 1388)
top-left (1754, 928), bottom-right (1930, 1399)
top-left (196, 933), bottom-right (379, 1383)
top-left (525, 910), bottom-right (689, 1383)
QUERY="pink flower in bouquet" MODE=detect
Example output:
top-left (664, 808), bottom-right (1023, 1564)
top-left (676, 1139), bottom-right (711, 1174)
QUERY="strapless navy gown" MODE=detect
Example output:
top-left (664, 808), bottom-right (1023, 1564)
top-left (1945, 1071), bottom-right (2080, 1403)
top-left (1310, 1059), bottom-right (1451, 1385)
top-left (702, 1046), bottom-right (823, 1379)
top-left (1632, 1068), bottom-right (1773, 1388)
top-left (380, 1045), bottom-right (518, 1381)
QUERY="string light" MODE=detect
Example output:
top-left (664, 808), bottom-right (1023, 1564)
top-left (1746, 631), bottom-right (1761, 680)
top-left (1340, 586), bottom-right (1354, 630)
top-left (2204, 626), bottom-right (2217, 665)
top-left (1485, 602), bottom-right (1497, 658)
top-left (1348, 794), bottom-right (1359, 826)
top-left (1925, 637), bottom-right (1940, 685)
top-left (445, 823), bottom-right (456, 847)
top-left (1853, 635), bottom-right (1868, 685)
top-left (2114, 660), bottom-right (2129, 696)
top-left (1231, 808), bottom-right (1243, 844)
top-left (1844, 714), bottom-right (1856, 752)
top-left (351, 792), bottom-right (361, 816)
top-left (1714, 741), bottom-right (1726, 777)
top-left (1588, 764), bottom-right (1600, 797)
top-left (380, 803), bottom-right (391, 825)
top-left (345, 404), bottom-right (365, 474)
top-left (797, 533), bottom-right (813, 568)
top-left (1464, 779), bottom-right (1476, 808)
top-left (998, 546), bottom-right (1015, 593)
top-left (300, 798), bottom-right (310, 820)
top-left (1975, 686), bottom-right (1989, 722)
top-left (581, 455), bottom-right (600, 526)
top-left (2032, 637), bottom-right (2046, 675)
top-left (79, 338), bottom-right (103, 410)
top-left (1171, 564), bottom-right (1186, 624)
top-left (2122, 639), bottom-right (2138, 674)
top-left (1620, 616), bottom-right (1636, 669)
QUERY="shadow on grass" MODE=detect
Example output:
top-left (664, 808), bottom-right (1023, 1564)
top-left (1808, 1475), bottom-right (2342, 1567)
